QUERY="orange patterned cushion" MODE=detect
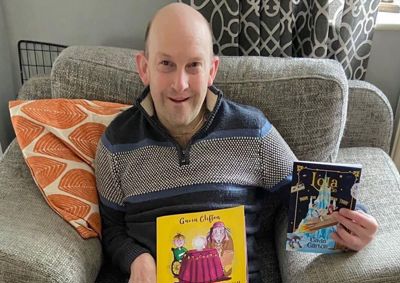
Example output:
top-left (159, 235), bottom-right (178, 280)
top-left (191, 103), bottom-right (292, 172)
top-left (9, 99), bottom-right (130, 238)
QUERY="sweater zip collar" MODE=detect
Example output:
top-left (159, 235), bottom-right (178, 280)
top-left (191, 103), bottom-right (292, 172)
top-left (135, 85), bottom-right (223, 166)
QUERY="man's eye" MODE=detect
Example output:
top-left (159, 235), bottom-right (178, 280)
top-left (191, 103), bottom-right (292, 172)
top-left (160, 60), bottom-right (171, 66)
top-left (186, 62), bottom-right (201, 74)
top-left (158, 60), bottom-right (174, 72)
top-left (188, 62), bottom-right (200, 68)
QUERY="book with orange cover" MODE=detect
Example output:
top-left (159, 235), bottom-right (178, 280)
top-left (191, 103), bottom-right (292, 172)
top-left (156, 206), bottom-right (247, 283)
top-left (286, 161), bottom-right (362, 253)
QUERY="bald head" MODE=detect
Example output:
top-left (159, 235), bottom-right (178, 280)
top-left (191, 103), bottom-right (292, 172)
top-left (144, 3), bottom-right (214, 58)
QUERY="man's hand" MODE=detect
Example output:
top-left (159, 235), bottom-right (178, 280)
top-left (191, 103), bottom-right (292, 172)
top-left (129, 253), bottom-right (156, 283)
top-left (331, 208), bottom-right (378, 251)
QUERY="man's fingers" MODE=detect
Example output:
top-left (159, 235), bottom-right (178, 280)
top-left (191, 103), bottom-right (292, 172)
top-left (334, 212), bottom-right (367, 238)
top-left (331, 209), bottom-right (378, 251)
top-left (333, 224), bottom-right (363, 251)
top-left (331, 230), bottom-right (347, 249)
top-left (338, 208), bottom-right (378, 234)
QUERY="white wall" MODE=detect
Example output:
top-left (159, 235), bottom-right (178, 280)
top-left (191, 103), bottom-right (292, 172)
top-left (366, 30), bottom-right (400, 119)
top-left (0, 1), bottom-right (16, 150)
top-left (365, 18), bottom-right (400, 149)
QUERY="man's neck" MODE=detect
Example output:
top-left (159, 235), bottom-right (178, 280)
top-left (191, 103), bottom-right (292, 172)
top-left (174, 107), bottom-right (206, 134)
top-left (166, 105), bottom-right (207, 147)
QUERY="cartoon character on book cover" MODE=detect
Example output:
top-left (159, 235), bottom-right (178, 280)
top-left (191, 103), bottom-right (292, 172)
top-left (206, 221), bottom-right (234, 276)
top-left (286, 161), bottom-right (361, 253)
top-left (170, 233), bottom-right (188, 276)
top-left (156, 206), bottom-right (247, 283)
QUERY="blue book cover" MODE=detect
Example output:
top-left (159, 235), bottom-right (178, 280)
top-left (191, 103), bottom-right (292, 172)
top-left (286, 161), bottom-right (362, 253)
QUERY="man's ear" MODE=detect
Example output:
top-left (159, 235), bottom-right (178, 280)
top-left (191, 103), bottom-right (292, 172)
top-left (207, 56), bottom-right (220, 86)
top-left (136, 51), bottom-right (149, 85)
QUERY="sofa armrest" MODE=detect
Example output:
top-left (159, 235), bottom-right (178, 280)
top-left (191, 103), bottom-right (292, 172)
top-left (340, 80), bottom-right (393, 153)
top-left (17, 76), bottom-right (52, 100)
top-left (0, 140), bottom-right (102, 283)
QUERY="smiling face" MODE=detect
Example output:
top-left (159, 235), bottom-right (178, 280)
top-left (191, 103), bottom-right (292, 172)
top-left (174, 237), bottom-right (185, 248)
top-left (136, 3), bottom-right (219, 135)
top-left (212, 226), bottom-right (226, 243)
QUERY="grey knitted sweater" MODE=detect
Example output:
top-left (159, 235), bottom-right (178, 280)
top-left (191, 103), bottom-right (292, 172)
top-left (95, 86), bottom-right (296, 282)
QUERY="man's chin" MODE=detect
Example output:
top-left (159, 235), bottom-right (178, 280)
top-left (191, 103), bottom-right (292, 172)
top-left (168, 114), bottom-right (192, 125)
top-left (172, 121), bottom-right (191, 128)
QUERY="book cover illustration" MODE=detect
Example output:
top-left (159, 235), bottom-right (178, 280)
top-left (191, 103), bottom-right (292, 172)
top-left (286, 161), bottom-right (362, 253)
top-left (156, 206), bottom-right (247, 283)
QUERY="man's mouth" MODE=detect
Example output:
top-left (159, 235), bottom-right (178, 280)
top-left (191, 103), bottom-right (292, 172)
top-left (169, 97), bottom-right (189, 103)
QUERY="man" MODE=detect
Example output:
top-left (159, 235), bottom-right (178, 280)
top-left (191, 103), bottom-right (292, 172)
top-left (95, 3), bottom-right (378, 283)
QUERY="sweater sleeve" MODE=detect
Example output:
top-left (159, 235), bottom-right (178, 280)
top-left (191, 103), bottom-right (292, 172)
top-left (260, 124), bottom-right (297, 192)
top-left (95, 135), bottom-right (150, 274)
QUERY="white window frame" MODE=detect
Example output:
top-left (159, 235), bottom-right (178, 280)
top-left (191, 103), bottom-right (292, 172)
top-left (379, 0), bottom-right (400, 14)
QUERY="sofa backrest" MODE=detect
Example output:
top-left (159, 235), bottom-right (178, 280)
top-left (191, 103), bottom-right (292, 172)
top-left (51, 46), bottom-right (348, 162)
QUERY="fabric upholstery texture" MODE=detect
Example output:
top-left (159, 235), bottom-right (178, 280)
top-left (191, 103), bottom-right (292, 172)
top-left (340, 80), bottom-right (393, 153)
top-left (9, 99), bottom-right (129, 238)
top-left (0, 140), bottom-right (102, 283)
top-left (17, 76), bottom-right (52, 100)
top-left (51, 46), bottom-right (142, 103)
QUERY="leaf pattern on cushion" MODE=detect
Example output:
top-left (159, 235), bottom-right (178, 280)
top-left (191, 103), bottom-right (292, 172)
top-left (9, 99), bottom-right (128, 239)
top-left (87, 212), bottom-right (102, 236)
top-left (68, 122), bottom-right (106, 161)
top-left (34, 132), bottom-right (82, 162)
top-left (26, 156), bottom-right (67, 189)
top-left (11, 116), bottom-right (45, 149)
top-left (76, 226), bottom-right (98, 239)
top-left (21, 99), bottom-right (88, 129)
top-left (48, 194), bottom-right (91, 220)
top-left (59, 169), bottom-right (98, 204)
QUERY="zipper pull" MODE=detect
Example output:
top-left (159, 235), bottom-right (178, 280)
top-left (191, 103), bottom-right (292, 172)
top-left (180, 149), bottom-right (188, 165)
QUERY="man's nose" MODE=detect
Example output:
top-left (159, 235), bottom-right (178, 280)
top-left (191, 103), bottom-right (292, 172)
top-left (172, 69), bottom-right (189, 93)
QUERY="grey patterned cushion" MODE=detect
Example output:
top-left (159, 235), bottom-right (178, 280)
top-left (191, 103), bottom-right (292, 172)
top-left (51, 46), bottom-right (347, 162)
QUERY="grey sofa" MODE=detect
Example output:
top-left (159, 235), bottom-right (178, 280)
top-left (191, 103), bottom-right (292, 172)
top-left (1, 46), bottom-right (399, 283)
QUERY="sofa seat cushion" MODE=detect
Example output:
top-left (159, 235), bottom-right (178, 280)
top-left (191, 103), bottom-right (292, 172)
top-left (275, 147), bottom-right (400, 283)
top-left (0, 140), bottom-right (102, 282)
